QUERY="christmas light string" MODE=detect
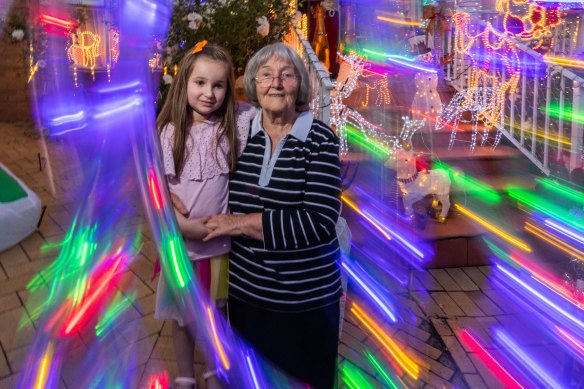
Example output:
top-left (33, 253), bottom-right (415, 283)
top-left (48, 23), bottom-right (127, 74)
top-left (330, 52), bottom-right (424, 156)
top-left (496, 0), bottom-right (561, 54)
top-left (453, 12), bottom-right (521, 132)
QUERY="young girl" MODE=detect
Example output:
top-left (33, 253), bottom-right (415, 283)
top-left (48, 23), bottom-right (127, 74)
top-left (155, 41), bottom-right (256, 389)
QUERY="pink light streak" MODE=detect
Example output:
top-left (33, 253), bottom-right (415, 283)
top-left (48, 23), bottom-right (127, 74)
top-left (460, 329), bottom-right (525, 389)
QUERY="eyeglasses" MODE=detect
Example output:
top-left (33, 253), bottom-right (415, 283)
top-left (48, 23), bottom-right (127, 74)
top-left (254, 73), bottom-right (298, 86)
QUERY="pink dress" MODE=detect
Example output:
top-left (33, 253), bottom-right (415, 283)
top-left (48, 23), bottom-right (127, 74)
top-left (160, 102), bottom-right (256, 260)
top-left (154, 102), bottom-right (256, 325)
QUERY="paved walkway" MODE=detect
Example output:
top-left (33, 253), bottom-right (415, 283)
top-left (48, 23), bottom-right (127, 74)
top-left (0, 120), bottom-right (536, 389)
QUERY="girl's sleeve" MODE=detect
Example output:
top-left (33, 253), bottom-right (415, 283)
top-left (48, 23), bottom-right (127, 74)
top-left (159, 124), bottom-right (177, 179)
top-left (235, 102), bottom-right (258, 157)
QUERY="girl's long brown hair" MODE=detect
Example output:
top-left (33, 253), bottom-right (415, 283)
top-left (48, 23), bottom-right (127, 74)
top-left (157, 43), bottom-right (238, 175)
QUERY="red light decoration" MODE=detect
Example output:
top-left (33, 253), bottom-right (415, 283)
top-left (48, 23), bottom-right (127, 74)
top-left (149, 372), bottom-right (169, 389)
top-left (148, 168), bottom-right (163, 210)
top-left (39, 14), bottom-right (78, 31)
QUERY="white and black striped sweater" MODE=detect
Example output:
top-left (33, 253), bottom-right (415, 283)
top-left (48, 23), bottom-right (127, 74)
top-left (228, 113), bottom-right (343, 312)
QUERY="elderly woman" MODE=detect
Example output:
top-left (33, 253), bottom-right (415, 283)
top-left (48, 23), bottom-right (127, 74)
top-left (201, 42), bottom-right (343, 388)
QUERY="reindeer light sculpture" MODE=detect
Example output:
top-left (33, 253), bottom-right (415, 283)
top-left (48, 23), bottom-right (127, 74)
top-left (437, 12), bottom-right (521, 151)
top-left (331, 52), bottom-right (402, 155)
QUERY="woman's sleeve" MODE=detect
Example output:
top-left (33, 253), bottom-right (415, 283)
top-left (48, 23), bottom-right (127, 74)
top-left (159, 124), bottom-right (176, 179)
top-left (262, 126), bottom-right (341, 250)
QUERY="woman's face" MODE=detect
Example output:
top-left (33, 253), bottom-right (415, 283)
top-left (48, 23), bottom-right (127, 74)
top-left (255, 56), bottom-right (299, 116)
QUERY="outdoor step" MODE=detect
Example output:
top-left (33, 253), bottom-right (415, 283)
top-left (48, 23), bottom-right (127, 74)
top-left (469, 174), bottom-right (538, 192)
top-left (431, 145), bottom-right (523, 160)
top-left (412, 129), bottom-right (501, 149)
top-left (430, 146), bottom-right (541, 177)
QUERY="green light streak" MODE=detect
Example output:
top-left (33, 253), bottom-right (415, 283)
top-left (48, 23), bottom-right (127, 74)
top-left (536, 178), bottom-right (584, 206)
top-left (345, 124), bottom-right (392, 159)
top-left (483, 239), bottom-right (520, 270)
top-left (507, 187), bottom-right (584, 231)
top-left (366, 353), bottom-right (400, 389)
top-left (341, 362), bottom-right (376, 389)
top-left (545, 105), bottom-right (584, 124)
top-left (95, 292), bottom-right (135, 337)
top-left (71, 275), bottom-right (88, 307)
top-left (342, 371), bottom-right (360, 389)
top-left (41, 219), bottom-right (77, 249)
top-left (170, 240), bottom-right (185, 287)
top-left (434, 161), bottom-right (501, 203)
top-left (81, 242), bottom-right (89, 266)
top-left (551, 174), bottom-right (584, 191)
top-left (362, 48), bottom-right (390, 59)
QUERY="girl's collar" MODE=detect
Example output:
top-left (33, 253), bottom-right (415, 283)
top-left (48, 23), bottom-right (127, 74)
top-left (191, 114), bottom-right (219, 127)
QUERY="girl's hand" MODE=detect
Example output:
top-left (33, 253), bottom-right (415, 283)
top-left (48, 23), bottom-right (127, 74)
top-left (171, 193), bottom-right (189, 216)
top-left (175, 211), bottom-right (211, 240)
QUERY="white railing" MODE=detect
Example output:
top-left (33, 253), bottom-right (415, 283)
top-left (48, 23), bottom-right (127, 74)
top-left (443, 15), bottom-right (584, 175)
top-left (284, 26), bottom-right (334, 125)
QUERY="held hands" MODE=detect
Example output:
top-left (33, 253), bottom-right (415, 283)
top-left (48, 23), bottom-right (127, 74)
top-left (202, 214), bottom-right (242, 242)
top-left (170, 193), bottom-right (211, 240)
top-left (202, 213), bottom-right (263, 242)
top-left (170, 191), bottom-right (262, 242)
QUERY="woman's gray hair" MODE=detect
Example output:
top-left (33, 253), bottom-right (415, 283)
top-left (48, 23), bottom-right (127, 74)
top-left (243, 43), bottom-right (312, 107)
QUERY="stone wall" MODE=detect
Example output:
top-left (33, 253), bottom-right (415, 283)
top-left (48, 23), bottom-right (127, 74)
top-left (0, 4), bottom-right (31, 122)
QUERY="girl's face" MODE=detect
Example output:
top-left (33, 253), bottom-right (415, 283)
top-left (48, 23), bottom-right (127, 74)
top-left (187, 57), bottom-right (229, 124)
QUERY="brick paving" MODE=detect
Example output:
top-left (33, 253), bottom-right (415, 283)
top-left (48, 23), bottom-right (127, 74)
top-left (0, 120), bottom-right (556, 388)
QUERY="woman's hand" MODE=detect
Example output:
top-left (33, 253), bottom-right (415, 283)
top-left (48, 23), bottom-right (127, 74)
top-left (203, 213), bottom-right (263, 242)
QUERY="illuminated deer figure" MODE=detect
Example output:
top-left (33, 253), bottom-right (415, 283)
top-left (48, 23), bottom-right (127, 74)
top-left (68, 31), bottom-right (101, 69)
top-left (330, 52), bottom-right (402, 155)
top-left (361, 76), bottom-right (391, 108)
top-left (450, 12), bottom-right (521, 132)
